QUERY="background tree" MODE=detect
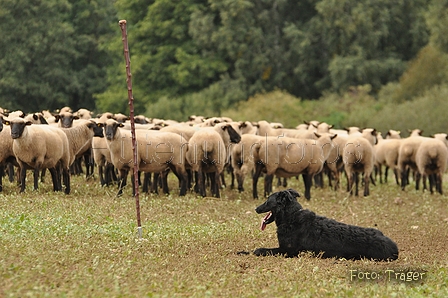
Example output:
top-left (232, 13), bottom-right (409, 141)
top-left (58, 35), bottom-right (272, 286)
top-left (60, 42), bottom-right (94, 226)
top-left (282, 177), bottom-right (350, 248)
top-left (0, 0), bottom-right (116, 112)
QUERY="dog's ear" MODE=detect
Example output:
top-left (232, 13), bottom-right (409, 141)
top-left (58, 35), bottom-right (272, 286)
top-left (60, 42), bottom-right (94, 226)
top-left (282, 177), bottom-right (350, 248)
top-left (285, 188), bottom-right (300, 199)
top-left (278, 189), bottom-right (300, 207)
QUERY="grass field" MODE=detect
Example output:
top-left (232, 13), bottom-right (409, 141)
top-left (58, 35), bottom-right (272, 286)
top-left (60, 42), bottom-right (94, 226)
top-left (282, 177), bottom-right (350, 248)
top-left (0, 172), bottom-right (447, 297)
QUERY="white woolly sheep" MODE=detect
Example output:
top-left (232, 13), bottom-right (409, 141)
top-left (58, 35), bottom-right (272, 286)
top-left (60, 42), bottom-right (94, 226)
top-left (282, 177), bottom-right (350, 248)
top-left (231, 134), bottom-right (265, 193)
top-left (252, 133), bottom-right (336, 200)
top-left (374, 138), bottom-right (403, 185)
top-left (5, 118), bottom-right (71, 194)
top-left (0, 122), bottom-right (17, 191)
top-left (257, 120), bottom-right (315, 139)
top-left (397, 131), bottom-right (430, 191)
top-left (323, 133), bottom-right (348, 190)
top-left (186, 123), bottom-right (241, 197)
top-left (60, 120), bottom-right (103, 166)
top-left (239, 121), bottom-right (258, 135)
top-left (24, 113), bottom-right (48, 124)
top-left (415, 138), bottom-right (448, 194)
top-left (75, 108), bottom-right (93, 120)
top-left (343, 128), bottom-right (377, 196)
top-left (55, 111), bottom-right (79, 128)
top-left (92, 133), bottom-right (116, 186)
top-left (103, 119), bottom-right (189, 196)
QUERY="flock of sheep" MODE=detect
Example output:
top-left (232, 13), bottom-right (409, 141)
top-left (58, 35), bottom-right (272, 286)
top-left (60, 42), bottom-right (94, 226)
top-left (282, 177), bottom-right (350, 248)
top-left (0, 106), bottom-right (447, 199)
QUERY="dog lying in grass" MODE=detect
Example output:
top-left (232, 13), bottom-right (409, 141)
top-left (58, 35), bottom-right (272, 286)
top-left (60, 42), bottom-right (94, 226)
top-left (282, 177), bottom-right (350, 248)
top-left (254, 189), bottom-right (399, 261)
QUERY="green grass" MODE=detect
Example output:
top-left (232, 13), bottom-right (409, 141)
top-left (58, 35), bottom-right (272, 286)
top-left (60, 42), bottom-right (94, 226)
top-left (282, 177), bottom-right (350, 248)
top-left (0, 173), bottom-right (447, 297)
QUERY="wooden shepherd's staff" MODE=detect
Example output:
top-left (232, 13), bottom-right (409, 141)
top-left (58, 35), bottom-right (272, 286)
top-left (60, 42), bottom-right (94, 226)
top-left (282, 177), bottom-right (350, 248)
top-left (118, 20), bottom-right (142, 239)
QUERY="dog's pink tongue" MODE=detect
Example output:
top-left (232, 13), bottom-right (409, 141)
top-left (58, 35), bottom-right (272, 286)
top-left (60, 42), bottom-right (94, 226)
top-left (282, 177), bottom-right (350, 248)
top-left (260, 212), bottom-right (272, 231)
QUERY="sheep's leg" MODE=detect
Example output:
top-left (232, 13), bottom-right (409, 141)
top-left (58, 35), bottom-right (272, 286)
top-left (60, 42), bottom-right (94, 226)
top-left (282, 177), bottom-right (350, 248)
top-left (33, 168), bottom-right (40, 191)
top-left (117, 169), bottom-right (128, 196)
top-left (142, 172), bottom-right (151, 193)
top-left (213, 171), bottom-right (221, 198)
top-left (422, 174), bottom-right (428, 192)
top-left (379, 165), bottom-right (383, 184)
top-left (40, 168), bottom-right (46, 183)
top-left (354, 173), bottom-right (359, 196)
top-left (186, 169), bottom-right (193, 191)
top-left (229, 165), bottom-right (235, 189)
top-left (236, 172), bottom-right (245, 193)
top-left (220, 171), bottom-right (226, 189)
top-left (196, 169), bottom-right (206, 197)
top-left (19, 166), bottom-right (27, 193)
top-left (162, 170), bottom-right (170, 194)
top-left (63, 167), bottom-right (70, 194)
top-left (193, 171), bottom-right (200, 193)
top-left (436, 173), bottom-right (443, 194)
top-left (150, 172), bottom-right (159, 194)
top-left (252, 163), bottom-right (264, 199)
top-left (99, 164), bottom-right (105, 186)
top-left (347, 172), bottom-right (354, 195)
top-left (49, 167), bottom-right (59, 191)
top-left (174, 168), bottom-right (187, 196)
top-left (363, 172), bottom-right (370, 196)
top-left (276, 176), bottom-right (282, 187)
top-left (264, 174), bottom-right (273, 197)
top-left (400, 168), bottom-right (407, 191)
top-left (384, 166), bottom-right (389, 183)
top-left (7, 163), bottom-right (15, 183)
top-left (393, 168), bottom-right (400, 185)
top-left (302, 173), bottom-right (312, 200)
top-left (0, 165), bottom-right (4, 192)
top-left (130, 173), bottom-right (136, 196)
top-left (313, 173), bottom-right (323, 188)
top-left (415, 172), bottom-right (421, 191)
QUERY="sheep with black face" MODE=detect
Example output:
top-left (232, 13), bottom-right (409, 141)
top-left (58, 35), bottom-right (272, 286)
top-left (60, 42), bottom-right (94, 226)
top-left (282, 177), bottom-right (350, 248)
top-left (4, 118), bottom-right (71, 194)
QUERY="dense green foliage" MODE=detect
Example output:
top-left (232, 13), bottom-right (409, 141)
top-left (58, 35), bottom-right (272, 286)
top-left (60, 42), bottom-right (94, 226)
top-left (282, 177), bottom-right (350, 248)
top-left (2, 0), bottom-right (448, 128)
top-left (0, 0), bottom-right (116, 112)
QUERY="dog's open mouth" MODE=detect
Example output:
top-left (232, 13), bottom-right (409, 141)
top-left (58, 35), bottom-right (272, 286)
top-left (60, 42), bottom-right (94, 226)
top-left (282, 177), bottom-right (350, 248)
top-left (260, 211), bottom-right (273, 231)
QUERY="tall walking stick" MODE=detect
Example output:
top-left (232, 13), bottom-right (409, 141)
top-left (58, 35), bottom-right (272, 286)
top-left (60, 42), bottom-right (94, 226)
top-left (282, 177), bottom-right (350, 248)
top-left (119, 20), bottom-right (142, 239)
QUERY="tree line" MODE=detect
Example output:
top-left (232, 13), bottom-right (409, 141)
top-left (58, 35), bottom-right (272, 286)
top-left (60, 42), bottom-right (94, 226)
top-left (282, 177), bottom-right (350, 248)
top-left (1, 0), bottom-right (448, 121)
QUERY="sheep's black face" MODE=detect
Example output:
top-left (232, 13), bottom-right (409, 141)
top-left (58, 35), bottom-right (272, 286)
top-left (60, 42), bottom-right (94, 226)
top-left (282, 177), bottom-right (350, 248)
top-left (256, 189), bottom-right (301, 230)
top-left (10, 120), bottom-right (31, 139)
top-left (59, 114), bottom-right (78, 128)
top-left (105, 122), bottom-right (120, 140)
top-left (91, 122), bottom-right (104, 138)
top-left (225, 125), bottom-right (241, 144)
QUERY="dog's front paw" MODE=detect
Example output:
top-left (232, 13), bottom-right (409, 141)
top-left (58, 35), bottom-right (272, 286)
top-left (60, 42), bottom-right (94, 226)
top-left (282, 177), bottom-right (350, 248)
top-left (253, 248), bottom-right (270, 256)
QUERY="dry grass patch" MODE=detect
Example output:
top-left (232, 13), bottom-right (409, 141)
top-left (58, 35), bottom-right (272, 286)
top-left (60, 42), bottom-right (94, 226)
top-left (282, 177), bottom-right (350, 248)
top-left (0, 174), bottom-right (447, 297)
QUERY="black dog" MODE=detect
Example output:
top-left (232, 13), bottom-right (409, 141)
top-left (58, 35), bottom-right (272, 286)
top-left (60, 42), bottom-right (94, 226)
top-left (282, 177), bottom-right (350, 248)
top-left (254, 189), bottom-right (399, 261)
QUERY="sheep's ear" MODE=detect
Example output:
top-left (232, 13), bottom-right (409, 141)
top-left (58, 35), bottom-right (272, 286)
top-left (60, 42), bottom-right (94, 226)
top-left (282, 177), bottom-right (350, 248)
top-left (303, 120), bottom-right (310, 125)
top-left (314, 132), bottom-right (321, 138)
top-left (25, 121), bottom-right (32, 126)
top-left (331, 134), bottom-right (337, 140)
top-left (329, 124), bottom-right (333, 129)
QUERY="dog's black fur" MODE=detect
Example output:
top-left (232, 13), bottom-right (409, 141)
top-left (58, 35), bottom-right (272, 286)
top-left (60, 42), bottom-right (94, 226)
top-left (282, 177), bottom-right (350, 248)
top-left (254, 189), bottom-right (399, 261)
